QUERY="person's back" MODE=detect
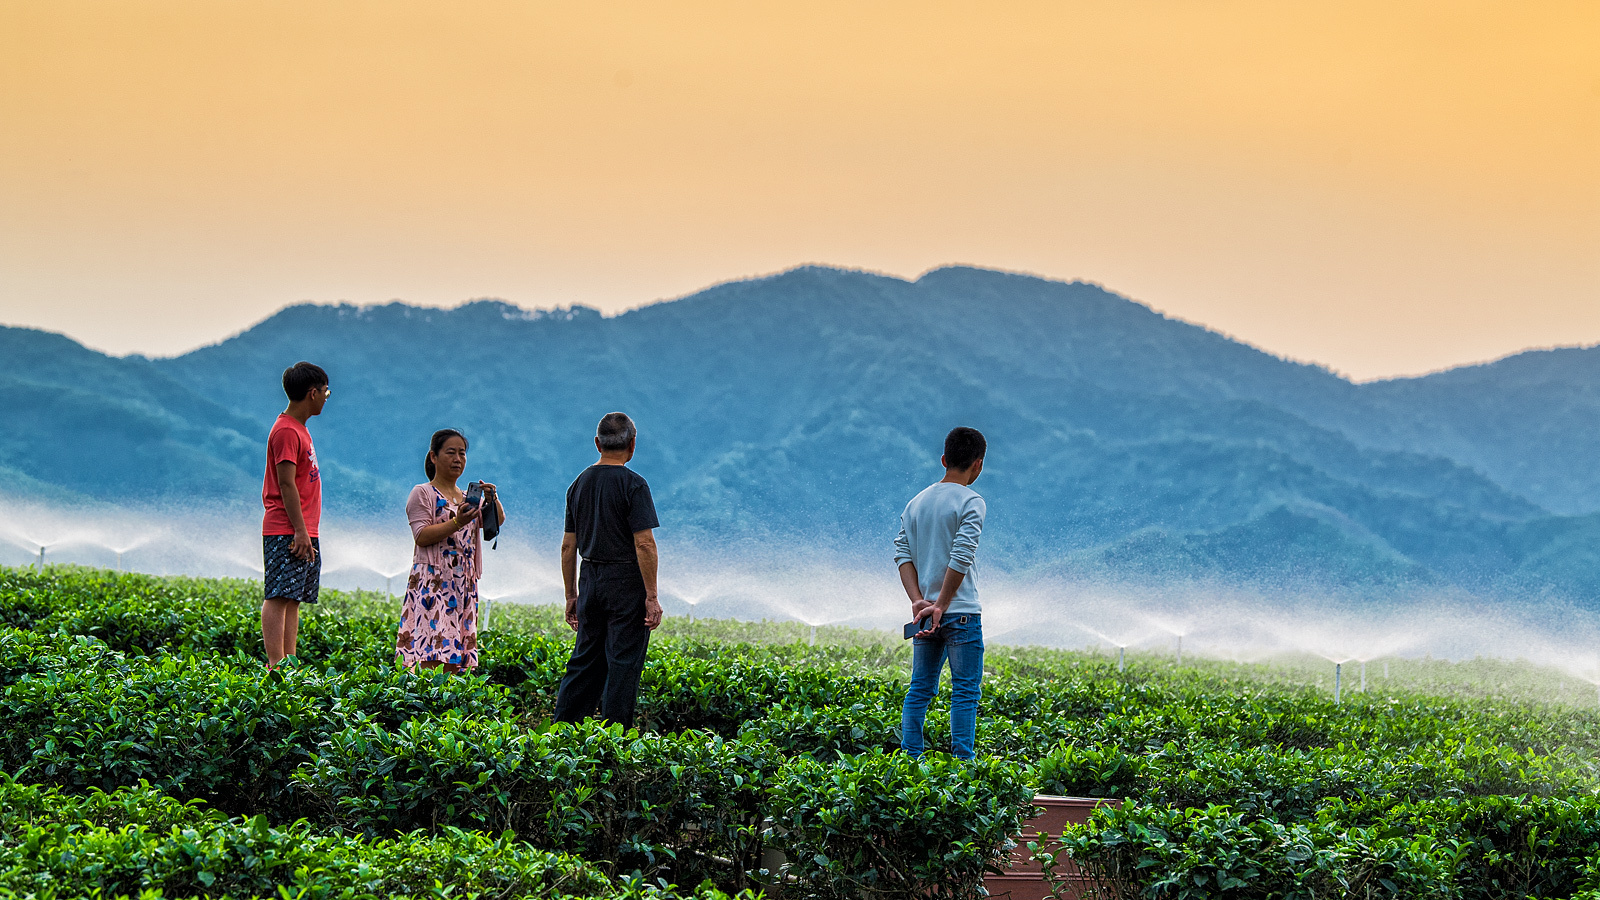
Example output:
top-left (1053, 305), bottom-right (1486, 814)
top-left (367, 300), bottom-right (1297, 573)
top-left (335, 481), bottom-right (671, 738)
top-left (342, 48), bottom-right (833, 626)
top-left (566, 464), bottom-right (656, 565)
top-left (552, 412), bottom-right (663, 728)
top-left (897, 481), bottom-right (985, 617)
top-left (894, 426), bottom-right (987, 760)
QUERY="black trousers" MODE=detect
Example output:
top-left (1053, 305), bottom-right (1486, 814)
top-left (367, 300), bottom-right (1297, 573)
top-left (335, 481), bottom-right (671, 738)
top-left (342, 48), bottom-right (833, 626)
top-left (552, 562), bottom-right (651, 728)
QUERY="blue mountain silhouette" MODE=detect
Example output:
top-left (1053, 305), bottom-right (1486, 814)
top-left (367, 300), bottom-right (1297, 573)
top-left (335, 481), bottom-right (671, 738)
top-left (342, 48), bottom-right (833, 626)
top-left (5, 266), bottom-right (1596, 601)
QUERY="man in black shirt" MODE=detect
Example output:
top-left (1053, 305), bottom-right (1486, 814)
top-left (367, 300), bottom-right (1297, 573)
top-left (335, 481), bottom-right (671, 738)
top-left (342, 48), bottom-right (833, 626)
top-left (552, 412), bottom-right (663, 728)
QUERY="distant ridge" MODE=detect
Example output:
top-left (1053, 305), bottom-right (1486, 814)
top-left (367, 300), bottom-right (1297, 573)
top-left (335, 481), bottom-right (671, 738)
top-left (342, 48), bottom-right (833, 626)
top-left (4, 265), bottom-right (1597, 603)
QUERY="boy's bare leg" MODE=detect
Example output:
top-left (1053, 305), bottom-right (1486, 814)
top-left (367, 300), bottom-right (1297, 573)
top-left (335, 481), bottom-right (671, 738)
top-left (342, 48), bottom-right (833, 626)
top-left (283, 601), bottom-right (301, 659)
top-left (262, 597), bottom-right (292, 669)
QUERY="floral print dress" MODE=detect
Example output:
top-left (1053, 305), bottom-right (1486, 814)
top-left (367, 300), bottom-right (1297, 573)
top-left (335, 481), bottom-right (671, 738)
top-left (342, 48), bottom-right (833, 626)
top-left (396, 486), bottom-right (480, 669)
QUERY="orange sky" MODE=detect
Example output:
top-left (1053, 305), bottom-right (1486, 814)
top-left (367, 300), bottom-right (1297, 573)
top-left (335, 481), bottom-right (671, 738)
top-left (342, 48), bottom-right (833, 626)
top-left (1, 1), bottom-right (1595, 379)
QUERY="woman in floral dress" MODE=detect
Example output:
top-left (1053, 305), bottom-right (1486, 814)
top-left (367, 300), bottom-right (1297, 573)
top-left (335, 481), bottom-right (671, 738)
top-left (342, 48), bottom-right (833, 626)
top-left (396, 429), bottom-right (505, 673)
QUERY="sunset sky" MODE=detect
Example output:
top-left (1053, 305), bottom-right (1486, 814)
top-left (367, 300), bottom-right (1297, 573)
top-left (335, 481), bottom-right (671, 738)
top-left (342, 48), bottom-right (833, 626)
top-left (1, 1), bottom-right (1595, 380)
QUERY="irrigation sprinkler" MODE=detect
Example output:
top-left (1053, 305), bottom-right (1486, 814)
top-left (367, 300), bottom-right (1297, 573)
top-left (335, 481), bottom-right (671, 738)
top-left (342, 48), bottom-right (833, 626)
top-left (1360, 661), bottom-right (1366, 693)
top-left (1383, 661), bottom-right (1389, 679)
top-left (1117, 645), bottom-right (1125, 673)
top-left (115, 551), bottom-right (123, 572)
top-left (1334, 663), bottom-right (1342, 705)
top-left (480, 596), bottom-right (491, 633)
top-left (808, 625), bottom-right (817, 647)
top-left (36, 545), bottom-right (45, 571)
top-left (1175, 635), bottom-right (1182, 665)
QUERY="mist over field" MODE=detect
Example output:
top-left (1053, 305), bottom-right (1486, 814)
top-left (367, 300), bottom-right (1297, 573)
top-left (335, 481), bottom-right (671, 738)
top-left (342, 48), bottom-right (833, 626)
top-left (3, 264), bottom-right (1598, 675)
top-left (7, 490), bottom-right (1599, 691)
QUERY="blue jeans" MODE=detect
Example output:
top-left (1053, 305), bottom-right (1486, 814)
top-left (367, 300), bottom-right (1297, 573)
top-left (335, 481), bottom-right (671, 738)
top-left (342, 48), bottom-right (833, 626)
top-left (901, 613), bottom-right (984, 760)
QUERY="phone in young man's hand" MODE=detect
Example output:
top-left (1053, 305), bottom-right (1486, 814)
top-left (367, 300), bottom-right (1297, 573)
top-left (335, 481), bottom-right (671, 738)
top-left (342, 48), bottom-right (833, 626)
top-left (903, 617), bottom-right (935, 640)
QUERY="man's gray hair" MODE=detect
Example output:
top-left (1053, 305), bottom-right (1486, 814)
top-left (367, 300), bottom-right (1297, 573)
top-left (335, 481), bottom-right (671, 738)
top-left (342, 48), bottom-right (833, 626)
top-left (596, 412), bottom-right (637, 451)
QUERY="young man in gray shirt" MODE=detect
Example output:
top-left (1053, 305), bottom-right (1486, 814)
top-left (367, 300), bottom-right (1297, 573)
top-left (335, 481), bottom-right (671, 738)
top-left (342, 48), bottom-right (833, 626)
top-left (894, 426), bottom-right (987, 760)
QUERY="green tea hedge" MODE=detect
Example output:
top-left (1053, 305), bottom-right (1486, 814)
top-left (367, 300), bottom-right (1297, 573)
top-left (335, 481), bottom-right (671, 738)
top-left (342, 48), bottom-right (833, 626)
top-left (297, 717), bottom-right (776, 888)
top-left (767, 750), bottom-right (1035, 900)
top-left (5, 564), bottom-right (1600, 899)
top-left (0, 641), bottom-right (513, 812)
top-left (0, 779), bottom-right (738, 900)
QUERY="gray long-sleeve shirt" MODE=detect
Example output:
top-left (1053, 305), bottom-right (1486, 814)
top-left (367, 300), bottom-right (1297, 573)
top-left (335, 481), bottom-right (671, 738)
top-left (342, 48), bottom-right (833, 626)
top-left (894, 481), bottom-right (986, 615)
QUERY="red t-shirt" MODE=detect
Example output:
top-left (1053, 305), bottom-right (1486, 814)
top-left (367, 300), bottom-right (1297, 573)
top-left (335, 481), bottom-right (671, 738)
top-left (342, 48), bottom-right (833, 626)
top-left (262, 414), bottom-right (322, 537)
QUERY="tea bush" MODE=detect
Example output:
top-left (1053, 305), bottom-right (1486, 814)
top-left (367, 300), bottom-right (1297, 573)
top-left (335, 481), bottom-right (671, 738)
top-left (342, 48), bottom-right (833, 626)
top-left (738, 703), bottom-right (904, 758)
top-left (6, 564), bottom-right (1600, 899)
top-left (1052, 792), bottom-right (1600, 900)
top-left (1050, 802), bottom-right (1468, 899)
top-left (1333, 794), bottom-right (1600, 900)
top-left (296, 717), bottom-right (777, 888)
top-left (0, 567), bottom-right (396, 666)
top-left (638, 656), bottom-right (894, 737)
top-left (0, 779), bottom-right (742, 900)
top-left (0, 642), bottom-right (514, 812)
top-left (1035, 736), bottom-right (1575, 821)
top-left (767, 749), bottom-right (1036, 900)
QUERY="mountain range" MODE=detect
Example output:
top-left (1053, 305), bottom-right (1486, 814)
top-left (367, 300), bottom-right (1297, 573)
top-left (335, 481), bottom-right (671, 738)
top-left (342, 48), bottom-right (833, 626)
top-left (4, 265), bottom-right (1597, 603)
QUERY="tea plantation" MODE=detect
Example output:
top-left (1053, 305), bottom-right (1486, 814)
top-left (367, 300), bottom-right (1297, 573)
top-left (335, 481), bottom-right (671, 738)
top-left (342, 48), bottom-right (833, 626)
top-left (3, 566), bottom-right (1600, 899)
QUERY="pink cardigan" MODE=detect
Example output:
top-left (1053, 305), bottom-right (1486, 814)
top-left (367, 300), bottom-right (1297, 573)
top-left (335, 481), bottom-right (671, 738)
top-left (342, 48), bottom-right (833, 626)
top-left (406, 483), bottom-right (484, 580)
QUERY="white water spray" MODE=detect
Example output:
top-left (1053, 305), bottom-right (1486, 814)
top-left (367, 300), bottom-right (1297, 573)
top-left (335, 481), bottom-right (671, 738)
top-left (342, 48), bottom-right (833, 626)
top-left (7, 496), bottom-right (1600, 693)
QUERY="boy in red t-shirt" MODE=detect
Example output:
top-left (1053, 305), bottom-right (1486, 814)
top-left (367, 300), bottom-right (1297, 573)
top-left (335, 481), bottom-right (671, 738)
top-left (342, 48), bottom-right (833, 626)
top-left (261, 361), bottom-right (330, 670)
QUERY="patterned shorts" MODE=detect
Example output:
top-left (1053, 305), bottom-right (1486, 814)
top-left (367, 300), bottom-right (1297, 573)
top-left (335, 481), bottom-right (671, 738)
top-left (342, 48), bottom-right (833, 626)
top-left (263, 535), bottom-right (321, 604)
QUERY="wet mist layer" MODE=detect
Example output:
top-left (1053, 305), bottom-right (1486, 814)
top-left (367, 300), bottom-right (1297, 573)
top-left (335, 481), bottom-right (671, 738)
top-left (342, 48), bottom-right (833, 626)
top-left (4, 496), bottom-right (1598, 686)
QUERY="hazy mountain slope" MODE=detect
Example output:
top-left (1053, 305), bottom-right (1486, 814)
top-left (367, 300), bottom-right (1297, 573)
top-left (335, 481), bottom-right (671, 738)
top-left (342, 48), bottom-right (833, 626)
top-left (1353, 348), bottom-right (1600, 515)
top-left (137, 265), bottom-right (1593, 601)
top-left (0, 326), bottom-right (263, 502)
top-left (6, 265), bottom-right (1593, 600)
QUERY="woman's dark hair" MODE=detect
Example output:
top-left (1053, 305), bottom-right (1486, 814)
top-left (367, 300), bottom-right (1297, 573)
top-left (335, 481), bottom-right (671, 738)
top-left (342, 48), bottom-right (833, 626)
top-left (944, 426), bottom-right (986, 471)
top-left (282, 361), bottom-right (329, 401)
top-left (425, 429), bottom-right (468, 480)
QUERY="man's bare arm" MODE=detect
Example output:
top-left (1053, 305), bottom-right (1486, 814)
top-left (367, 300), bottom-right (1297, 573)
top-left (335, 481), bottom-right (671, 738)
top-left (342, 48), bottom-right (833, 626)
top-left (560, 532), bottom-right (579, 630)
top-left (634, 529), bottom-right (662, 629)
top-left (275, 461), bottom-right (314, 561)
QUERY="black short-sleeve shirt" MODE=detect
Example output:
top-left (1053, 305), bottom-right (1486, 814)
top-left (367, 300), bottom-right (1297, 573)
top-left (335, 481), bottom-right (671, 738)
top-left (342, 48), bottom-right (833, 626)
top-left (564, 464), bottom-right (660, 563)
